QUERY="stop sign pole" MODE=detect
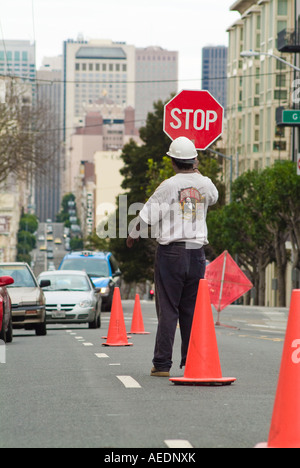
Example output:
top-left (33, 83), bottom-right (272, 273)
top-left (164, 89), bottom-right (224, 150)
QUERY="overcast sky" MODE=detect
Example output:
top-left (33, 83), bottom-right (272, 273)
top-left (0, 0), bottom-right (240, 90)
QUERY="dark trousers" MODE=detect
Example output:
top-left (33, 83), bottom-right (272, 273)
top-left (153, 243), bottom-right (206, 371)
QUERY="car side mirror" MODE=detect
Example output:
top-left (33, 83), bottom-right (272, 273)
top-left (40, 280), bottom-right (51, 288)
top-left (113, 270), bottom-right (121, 277)
top-left (0, 276), bottom-right (14, 287)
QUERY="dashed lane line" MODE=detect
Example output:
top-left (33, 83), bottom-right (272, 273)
top-left (117, 376), bottom-right (142, 389)
top-left (95, 353), bottom-right (109, 359)
top-left (164, 439), bottom-right (194, 448)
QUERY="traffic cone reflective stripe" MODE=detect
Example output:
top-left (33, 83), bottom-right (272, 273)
top-left (256, 289), bottom-right (300, 448)
top-left (170, 279), bottom-right (236, 386)
top-left (102, 288), bottom-right (133, 347)
top-left (129, 294), bottom-right (150, 335)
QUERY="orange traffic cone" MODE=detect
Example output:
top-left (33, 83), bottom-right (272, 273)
top-left (102, 288), bottom-right (133, 347)
top-left (170, 279), bottom-right (236, 386)
top-left (256, 289), bottom-right (300, 448)
top-left (129, 294), bottom-right (150, 335)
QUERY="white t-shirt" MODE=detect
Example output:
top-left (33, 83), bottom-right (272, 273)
top-left (137, 172), bottom-right (218, 246)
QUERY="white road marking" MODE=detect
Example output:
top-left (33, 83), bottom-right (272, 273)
top-left (117, 376), bottom-right (141, 389)
top-left (82, 342), bottom-right (93, 346)
top-left (95, 353), bottom-right (109, 358)
top-left (164, 440), bottom-right (194, 448)
top-left (109, 363), bottom-right (121, 366)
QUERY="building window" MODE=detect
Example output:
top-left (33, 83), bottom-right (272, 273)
top-left (276, 74), bottom-right (286, 87)
top-left (273, 140), bottom-right (286, 151)
top-left (75, 63), bottom-right (80, 71)
top-left (278, 0), bottom-right (288, 16)
top-left (274, 90), bottom-right (287, 100)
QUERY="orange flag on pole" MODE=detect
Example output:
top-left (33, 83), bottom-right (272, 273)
top-left (205, 251), bottom-right (253, 325)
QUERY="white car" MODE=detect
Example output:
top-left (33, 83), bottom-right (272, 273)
top-left (38, 270), bottom-right (101, 328)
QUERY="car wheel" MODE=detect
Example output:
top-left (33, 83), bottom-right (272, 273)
top-left (36, 316), bottom-right (47, 336)
top-left (5, 314), bottom-right (13, 343)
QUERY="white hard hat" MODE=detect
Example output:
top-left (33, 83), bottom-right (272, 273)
top-left (167, 137), bottom-right (197, 161)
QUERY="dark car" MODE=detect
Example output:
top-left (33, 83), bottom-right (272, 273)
top-left (58, 251), bottom-right (121, 311)
top-left (0, 275), bottom-right (14, 343)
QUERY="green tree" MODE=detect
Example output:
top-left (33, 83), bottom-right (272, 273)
top-left (56, 193), bottom-right (75, 224)
top-left (19, 214), bottom-right (38, 234)
top-left (207, 162), bottom-right (300, 307)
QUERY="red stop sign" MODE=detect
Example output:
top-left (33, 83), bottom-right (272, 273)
top-left (164, 90), bottom-right (224, 150)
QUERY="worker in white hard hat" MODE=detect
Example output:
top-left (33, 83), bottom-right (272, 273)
top-left (126, 136), bottom-right (218, 377)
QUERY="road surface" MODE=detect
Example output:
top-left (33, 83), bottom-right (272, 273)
top-left (0, 300), bottom-right (288, 449)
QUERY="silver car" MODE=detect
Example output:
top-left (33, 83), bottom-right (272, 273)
top-left (0, 262), bottom-right (47, 336)
top-left (38, 270), bottom-right (101, 328)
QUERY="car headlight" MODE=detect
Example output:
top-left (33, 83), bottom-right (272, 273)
top-left (100, 287), bottom-right (110, 295)
top-left (79, 300), bottom-right (93, 308)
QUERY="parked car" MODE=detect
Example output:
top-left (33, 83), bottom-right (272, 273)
top-left (58, 251), bottom-right (121, 311)
top-left (0, 275), bottom-right (14, 343)
top-left (0, 263), bottom-right (47, 336)
top-left (38, 270), bottom-right (101, 328)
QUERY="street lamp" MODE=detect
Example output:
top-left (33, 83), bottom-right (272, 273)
top-left (240, 50), bottom-right (300, 72)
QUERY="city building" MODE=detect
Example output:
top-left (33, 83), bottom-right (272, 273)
top-left (63, 38), bottom-right (179, 195)
top-left (93, 150), bottom-right (125, 231)
top-left (226, 0), bottom-right (297, 307)
top-left (63, 38), bottom-right (136, 193)
top-left (227, 0), bottom-right (295, 180)
top-left (202, 46), bottom-right (228, 112)
top-left (135, 46), bottom-right (178, 127)
top-left (35, 56), bottom-right (63, 222)
top-left (75, 161), bottom-right (96, 238)
top-left (69, 103), bottom-right (141, 193)
top-left (0, 40), bottom-right (36, 98)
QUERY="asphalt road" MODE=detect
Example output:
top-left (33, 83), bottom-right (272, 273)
top-left (0, 300), bottom-right (288, 449)
top-left (32, 222), bottom-right (66, 277)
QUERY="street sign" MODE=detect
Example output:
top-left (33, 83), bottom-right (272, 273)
top-left (277, 108), bottom-right (300, 127)
top-left (164, 90), bottom-right (224, 150)
top-left (282, 110), bottom-right (300, 125)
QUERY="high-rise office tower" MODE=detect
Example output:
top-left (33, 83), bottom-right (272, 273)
top-left (202, 46), bottom-right (228, 112)
top-left (35, 57), bottom-right (63, 222)
top-left (63, 38), bottom-right (136, 192)
top-left (135, 46), bottom-right (178, 127)
top-left (0, 40), bottom-right (36, 97)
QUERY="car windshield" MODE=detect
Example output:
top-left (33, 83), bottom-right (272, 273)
top-left (60, 258), bottom-right (110, 277)
top-left (40, 274), bottom-right (91, 292)
top-left (0, 265), bottom-right (36, 288)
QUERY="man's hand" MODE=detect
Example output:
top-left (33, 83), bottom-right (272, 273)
top-left (126, 235), bottom-right (136, 248)
top-left (193, 159), bottom-right (201, 174)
